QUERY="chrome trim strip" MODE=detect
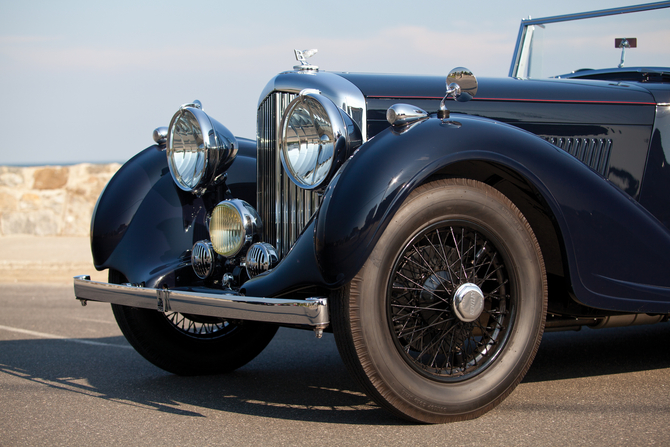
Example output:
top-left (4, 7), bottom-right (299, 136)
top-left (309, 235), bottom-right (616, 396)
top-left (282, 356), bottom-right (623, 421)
top-left (522, 2), bottom-right (669, 27)
top-left (74, 275), bottom-right (329, 328)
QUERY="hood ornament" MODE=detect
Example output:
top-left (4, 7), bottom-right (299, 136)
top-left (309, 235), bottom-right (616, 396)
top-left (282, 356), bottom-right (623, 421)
top-left (294, 49), bottom-right (318, 71)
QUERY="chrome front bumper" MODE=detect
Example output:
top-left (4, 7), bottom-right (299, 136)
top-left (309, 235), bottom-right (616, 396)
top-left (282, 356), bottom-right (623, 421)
top-left (73, 275), bottom-right (329, 337)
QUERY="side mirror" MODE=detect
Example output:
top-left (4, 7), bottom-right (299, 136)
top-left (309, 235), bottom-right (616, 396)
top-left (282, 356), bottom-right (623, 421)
top-left (438, 67), bottom-right (478, 119)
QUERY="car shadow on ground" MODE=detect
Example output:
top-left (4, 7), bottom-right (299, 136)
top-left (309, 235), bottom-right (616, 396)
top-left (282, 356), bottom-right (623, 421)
top-left (0, 323), bottom-right (668, 424)
top-left (524, 322), bottom-right (670, 383)
top-left (0, 329), bottom-right (396, 424)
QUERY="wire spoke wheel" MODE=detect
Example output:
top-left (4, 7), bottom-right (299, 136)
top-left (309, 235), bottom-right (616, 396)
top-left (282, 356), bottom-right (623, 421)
top-left (332, 178), bottom-right (546, 423)
top-left (164, 312), bottom-right (237, 339)
top-left (388, 222), bottom-right (512, 381)
top-left (110, 270), bottom-right (277, 375)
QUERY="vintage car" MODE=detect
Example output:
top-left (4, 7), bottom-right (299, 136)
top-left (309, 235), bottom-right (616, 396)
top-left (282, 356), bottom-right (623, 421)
top-left (74, 2), bottom-right (670, 423)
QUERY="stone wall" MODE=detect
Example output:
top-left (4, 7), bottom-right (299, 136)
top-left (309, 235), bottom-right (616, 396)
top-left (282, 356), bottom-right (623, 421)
top-left (0, 164), bottom-right (121, 237)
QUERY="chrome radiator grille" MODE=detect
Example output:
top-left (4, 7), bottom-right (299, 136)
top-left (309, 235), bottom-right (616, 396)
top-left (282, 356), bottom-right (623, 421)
top-left (257, 91), bottom-right (321, 258)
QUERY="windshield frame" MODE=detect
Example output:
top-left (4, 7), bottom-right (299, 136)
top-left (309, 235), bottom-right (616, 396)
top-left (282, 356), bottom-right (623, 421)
top-left (508, 1), bottom-right (670, 78)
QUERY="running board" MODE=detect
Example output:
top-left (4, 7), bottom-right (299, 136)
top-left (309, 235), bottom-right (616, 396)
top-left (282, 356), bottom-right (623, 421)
top-left (73, 275), bottom-right (329, 337)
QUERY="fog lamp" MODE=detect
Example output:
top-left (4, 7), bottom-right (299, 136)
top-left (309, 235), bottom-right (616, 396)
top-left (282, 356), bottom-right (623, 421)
top-left (209, 200), bottom-right (260, 257)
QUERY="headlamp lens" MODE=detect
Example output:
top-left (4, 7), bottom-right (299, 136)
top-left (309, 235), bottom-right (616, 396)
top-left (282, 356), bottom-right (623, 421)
top-left (281, 96), bottom-right (335, 188)
top-left (167, 109), bottom-right (207, 191)
top-left (210, 201), bottom-right (245, 257)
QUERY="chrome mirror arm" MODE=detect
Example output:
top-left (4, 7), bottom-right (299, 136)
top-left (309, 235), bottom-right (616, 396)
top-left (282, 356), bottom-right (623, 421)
top-left (438, 69), bottom-right (477, 119)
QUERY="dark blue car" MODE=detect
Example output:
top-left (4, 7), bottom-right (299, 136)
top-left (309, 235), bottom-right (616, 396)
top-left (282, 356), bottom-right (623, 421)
top-left (75, 2), bottom-right (670, 423)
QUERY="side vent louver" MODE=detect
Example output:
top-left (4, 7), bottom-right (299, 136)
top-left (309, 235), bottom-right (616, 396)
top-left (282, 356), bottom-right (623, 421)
top-left (544, 136), bottom-right (612, 176)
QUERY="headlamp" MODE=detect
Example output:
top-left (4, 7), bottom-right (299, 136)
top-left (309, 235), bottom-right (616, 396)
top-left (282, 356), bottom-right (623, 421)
top-left (167, 101), bottom-right (238, 193)
top-left (280, 92), bottom-right (361, 190)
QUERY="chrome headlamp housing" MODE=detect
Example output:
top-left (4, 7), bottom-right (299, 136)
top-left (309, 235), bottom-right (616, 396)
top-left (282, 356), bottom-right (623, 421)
top-left (167, 101), bottom-right (238, 193)
top-left (280, 91), bottom-right (362, 190)
top-left (209, 199), bottom-right (261, 257)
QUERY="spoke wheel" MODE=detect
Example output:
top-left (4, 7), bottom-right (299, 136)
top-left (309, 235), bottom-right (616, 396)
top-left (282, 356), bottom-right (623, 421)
top-left (389, 222), bottom-right (513, 382)
top-left (332, 178), bottom-right (547, 423)
top-left (110, 270), bottom-right (278, 376)
top-left (164, 312), bottom-right (236, 339)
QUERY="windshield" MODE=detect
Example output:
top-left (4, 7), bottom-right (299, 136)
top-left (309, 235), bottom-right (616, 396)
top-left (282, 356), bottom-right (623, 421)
top-left (511, 3), bottom-right (670, 79)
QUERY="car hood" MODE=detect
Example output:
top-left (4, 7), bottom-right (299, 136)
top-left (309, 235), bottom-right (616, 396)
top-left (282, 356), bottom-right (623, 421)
top-left (336, 72), bottom-right (658, 106)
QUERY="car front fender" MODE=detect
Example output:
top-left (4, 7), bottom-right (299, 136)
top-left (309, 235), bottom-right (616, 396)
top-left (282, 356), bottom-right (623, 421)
top-left (312, 114), bottom-right (670, 313)
top-left (243, 116), bottom-right (558, 297)
top-left (91, 138), bottom-right (257, 288)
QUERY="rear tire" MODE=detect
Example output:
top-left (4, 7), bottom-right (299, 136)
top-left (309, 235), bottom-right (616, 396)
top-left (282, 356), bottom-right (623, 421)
top-left (110, 270), bottom-right (277, 375)
top-left (332, 178), bottom-right (547, 423)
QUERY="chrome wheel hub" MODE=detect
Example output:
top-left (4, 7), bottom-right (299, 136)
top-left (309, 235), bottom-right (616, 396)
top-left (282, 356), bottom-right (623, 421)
top-left (452, 283), bottom-right (485, 323)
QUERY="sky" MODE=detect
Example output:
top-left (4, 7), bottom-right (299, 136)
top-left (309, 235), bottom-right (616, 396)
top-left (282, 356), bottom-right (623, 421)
top-left (1, 0), bottom-right (668, 165)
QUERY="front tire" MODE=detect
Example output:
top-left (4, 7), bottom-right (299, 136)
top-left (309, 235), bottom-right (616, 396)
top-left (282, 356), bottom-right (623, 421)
top-left (332, 178), bottom-right (547, 423)
top-left (110, 271), bottom-right (278, 376)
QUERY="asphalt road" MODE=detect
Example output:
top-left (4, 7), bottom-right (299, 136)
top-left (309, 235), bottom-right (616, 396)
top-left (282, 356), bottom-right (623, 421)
top-left (1, 283), bottom-right (669, 446)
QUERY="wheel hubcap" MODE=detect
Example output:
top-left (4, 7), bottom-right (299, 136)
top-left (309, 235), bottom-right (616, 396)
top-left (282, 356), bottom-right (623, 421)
top-left (452, 283), bottom-right (484, 322)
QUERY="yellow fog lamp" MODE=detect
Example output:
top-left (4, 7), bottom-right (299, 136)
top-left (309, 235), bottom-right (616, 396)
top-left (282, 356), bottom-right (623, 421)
top-left (209, 199), bottom-right (261, 257)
